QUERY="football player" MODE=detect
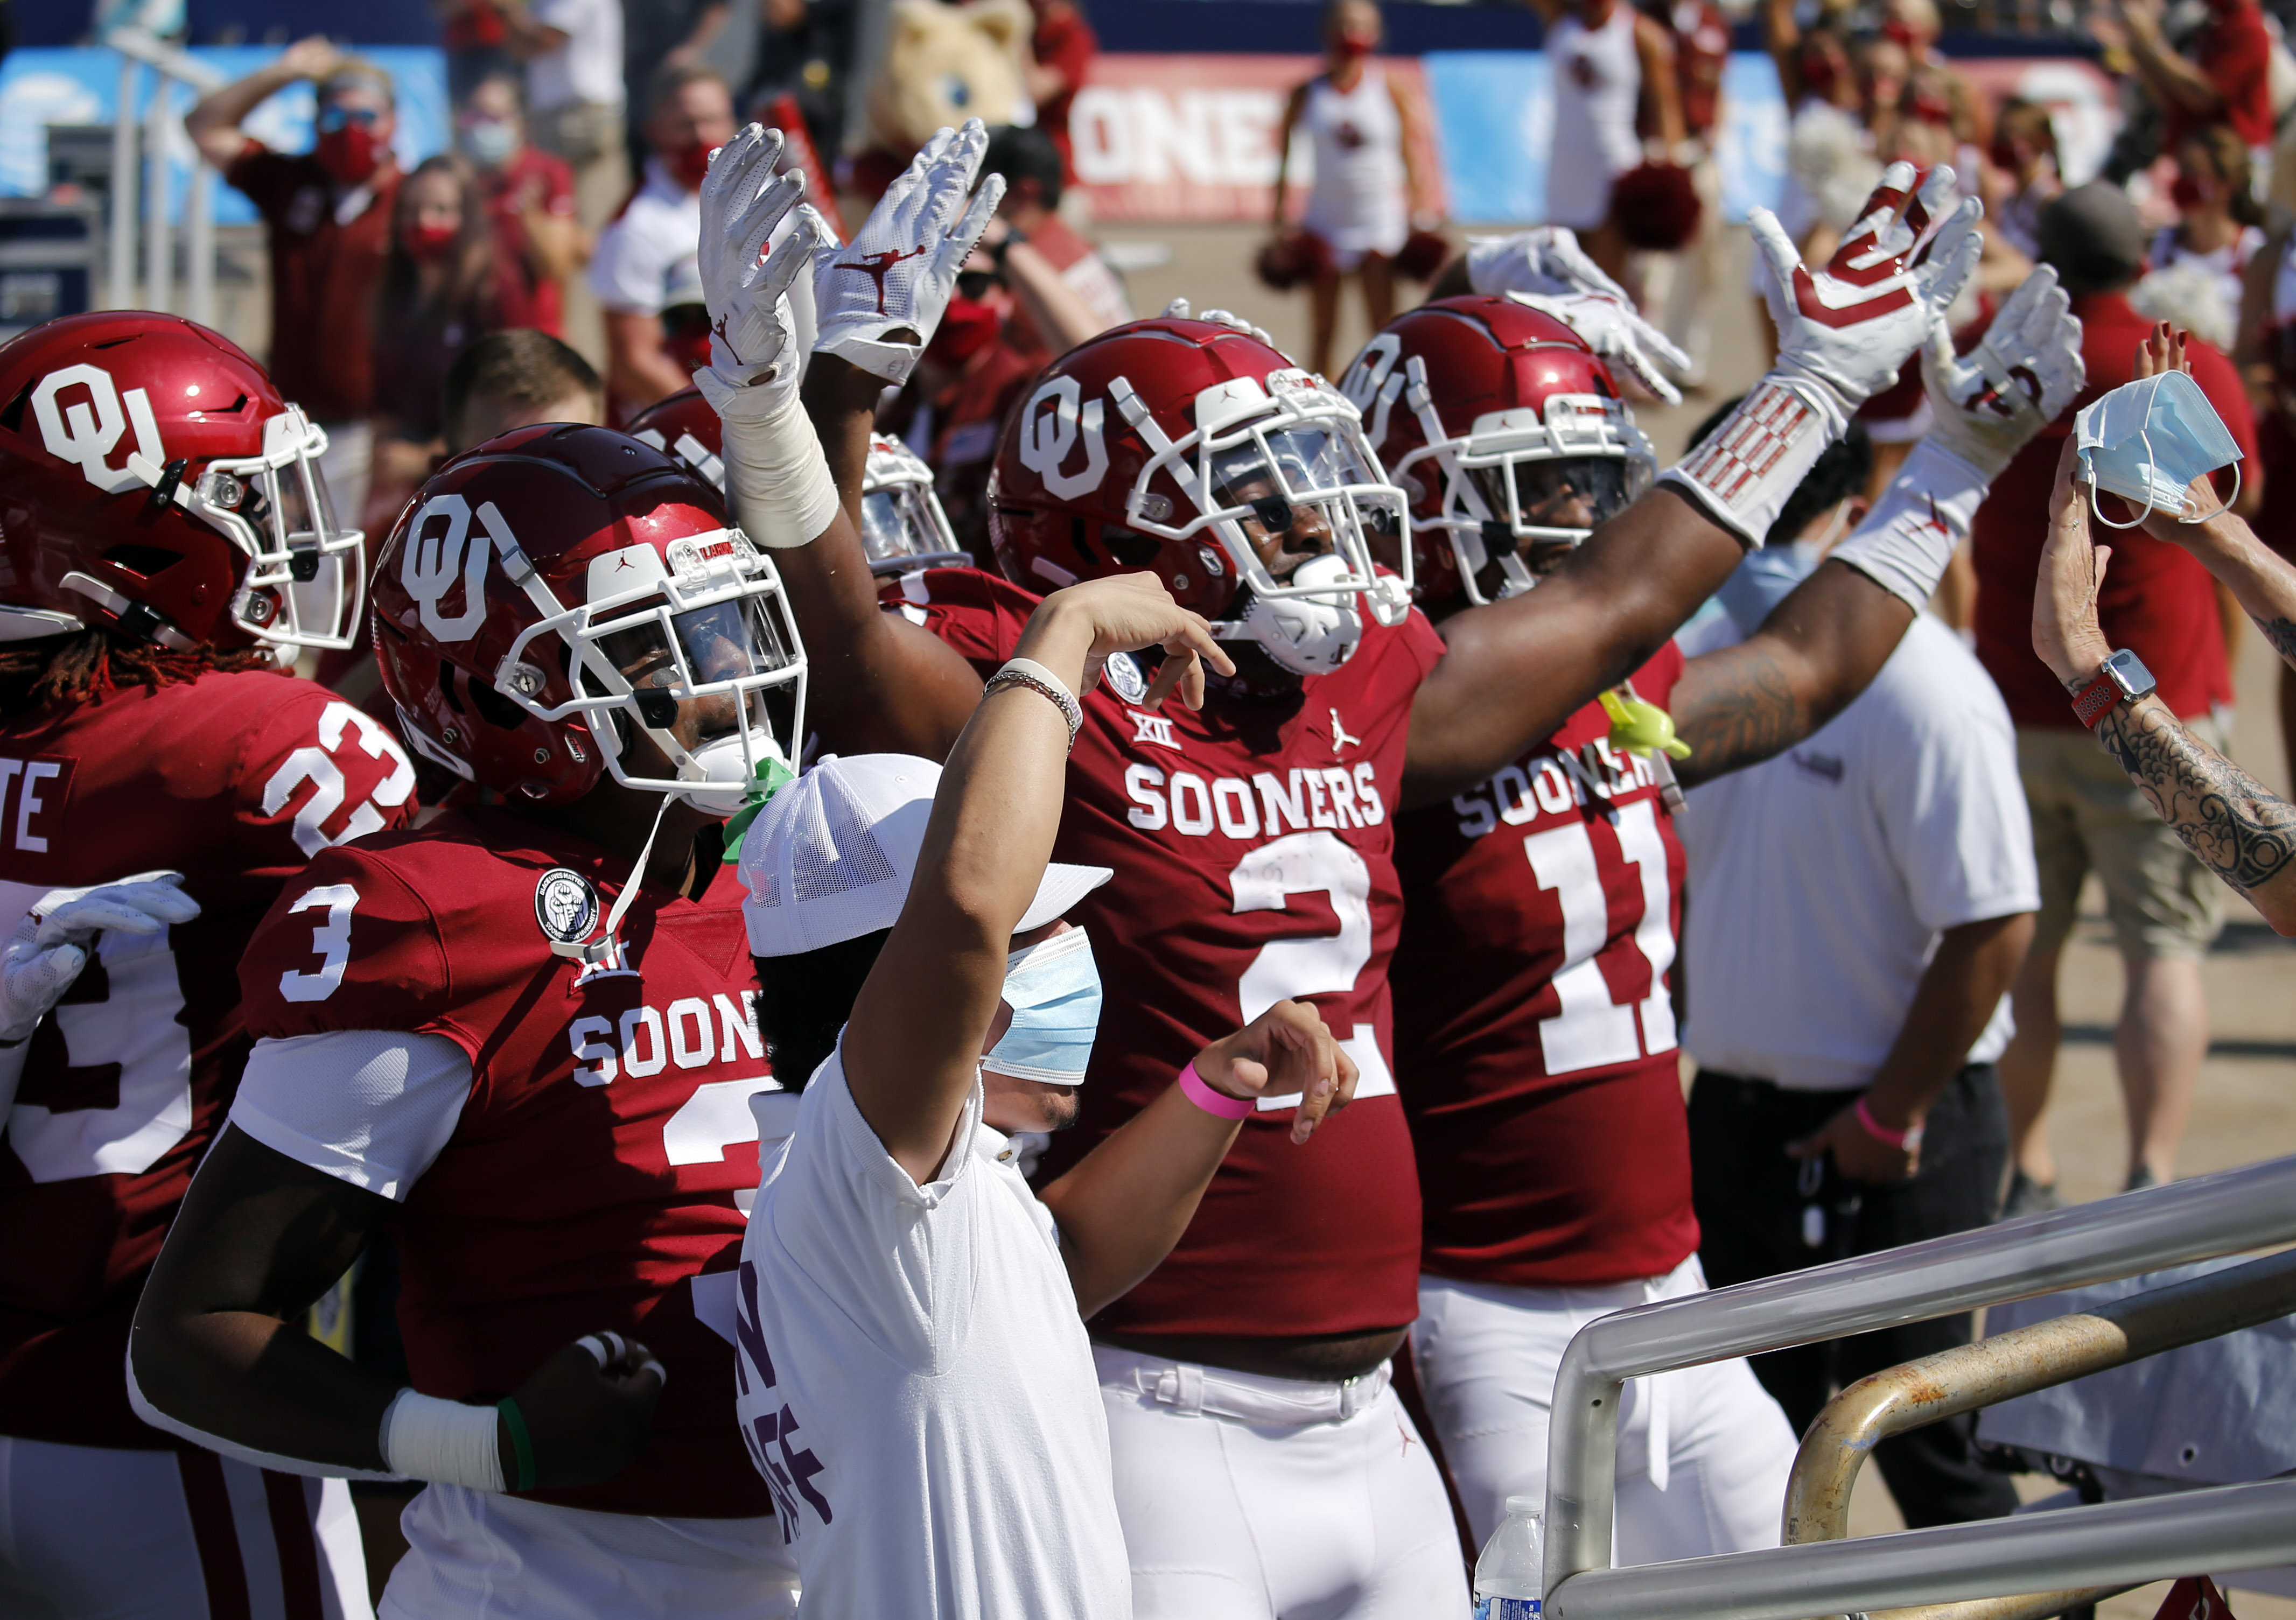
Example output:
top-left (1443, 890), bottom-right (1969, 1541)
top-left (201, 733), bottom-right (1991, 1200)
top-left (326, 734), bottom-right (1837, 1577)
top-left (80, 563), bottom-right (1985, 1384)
top-left (1359, 271), bottom-right (2083, 1556)
top-left (127, 127), bottom-right (984, 1619)
top-left (733, 128), bottom-right (1995, 1609)
top-left (0, 311), bottom-right (403, 1617)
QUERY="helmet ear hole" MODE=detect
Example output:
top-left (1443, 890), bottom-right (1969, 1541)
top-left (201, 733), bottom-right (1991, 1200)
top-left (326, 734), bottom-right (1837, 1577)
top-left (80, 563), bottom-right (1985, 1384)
top-left (465, 674), bottom-right (530, 732)
top-left (1100, 527), bottom-right (1160, 567)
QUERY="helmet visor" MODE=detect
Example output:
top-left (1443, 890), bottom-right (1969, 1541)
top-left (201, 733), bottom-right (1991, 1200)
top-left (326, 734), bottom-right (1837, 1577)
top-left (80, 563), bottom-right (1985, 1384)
top-left (1468, 453), bottom-right (1650, 544)
top-left (857, 483), bottom-right (969, 574)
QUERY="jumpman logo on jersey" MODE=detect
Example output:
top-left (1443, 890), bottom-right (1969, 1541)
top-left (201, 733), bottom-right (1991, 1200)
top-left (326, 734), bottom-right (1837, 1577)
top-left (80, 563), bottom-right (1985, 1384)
top-left (1329, 709), bottom-right (1363, 756)
top-left (836, 244), bottom-right (930, 315)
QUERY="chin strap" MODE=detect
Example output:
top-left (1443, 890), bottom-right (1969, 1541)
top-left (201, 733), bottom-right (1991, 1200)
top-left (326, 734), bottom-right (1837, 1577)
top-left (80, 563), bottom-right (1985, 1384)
top-left (552, 794), bottom-right (674, 965)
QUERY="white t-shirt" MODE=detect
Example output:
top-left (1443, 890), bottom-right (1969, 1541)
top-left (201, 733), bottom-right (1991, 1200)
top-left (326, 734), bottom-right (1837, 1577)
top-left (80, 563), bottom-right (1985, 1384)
top-left (590, 166), bottom-right (818, 356)
top-left (528, 0), bottom-right (626, 112)
top-left (230, 1029), bottom-right (473, 1200)
top-left (1678, 612), bottom-right (2041, 1091)
top-left (736, 1048), bottom-right (1129, 1619)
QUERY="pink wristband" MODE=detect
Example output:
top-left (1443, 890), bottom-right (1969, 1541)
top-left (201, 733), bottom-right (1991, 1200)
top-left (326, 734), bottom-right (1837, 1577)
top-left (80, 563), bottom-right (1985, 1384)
top-left (1855, 1096), bottom-right (1920, 1151)
top-left (1178, 1061), bottom-right (1254, 1121)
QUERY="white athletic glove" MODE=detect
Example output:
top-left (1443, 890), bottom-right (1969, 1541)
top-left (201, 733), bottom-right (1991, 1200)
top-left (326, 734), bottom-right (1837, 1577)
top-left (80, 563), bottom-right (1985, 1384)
top-left (813, 120), bottom-right (1003, 385)
top-left (1919, 263), bottom-right (2084, 480)
top-left (696, 125), bottom-right (843, 548)
top-left (1165, 298), bottom-right (1279, 350)
top-left (1, 873), bottom-right (199, 1043)
top-left (1465, 228), bottom-right (1691, 401)
top-left (1664, 163), bottom-right (1982, 548)
top-left (1831, 265), bottom-right (2084, 611)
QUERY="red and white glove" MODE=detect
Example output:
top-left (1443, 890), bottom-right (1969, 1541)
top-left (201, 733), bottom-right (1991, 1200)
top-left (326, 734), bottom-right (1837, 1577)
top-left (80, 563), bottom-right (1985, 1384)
top-left (696, 124), bottom-right (841, 548)
top-left (1832, 263), bottom-right (2084, 609)
top-left (1464, 228), bottom-right (1691, 402)
top-left (1, 872), bottom-right (199, 1044)
top-left (1663, 163), bottom-right (1983, 549)
top-left (813, 120), bottom-right (1003, 386)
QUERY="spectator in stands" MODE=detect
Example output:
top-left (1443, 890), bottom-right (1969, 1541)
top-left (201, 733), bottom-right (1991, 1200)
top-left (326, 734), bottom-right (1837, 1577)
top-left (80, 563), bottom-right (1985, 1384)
top-left (621, 0), bottom-right (731, 173)
top-left (368, 156), bottom-right (508, 530)
top-left (587, 64), bottom-right (734, 419)
top-left (1971, 183), bottom-right (2262, 1215)
top-left (438, 0), bottom-right (514, 106)
top-left (2147, 124), bottom-right (2267, 350)
top-left (1023, 0), bottom-right (1100, 184)
top-left (1272, 0), bottom-right (1437, 376)
top-left (188, 39), bottom-right (401, 526)
top-left (1986, 99), bottom-right (2063, 262)
top-left (977, 125), bottom-right (1131, 338)
top-left (2093, 0), bottom-right (2276, 187)
top-left (747, 0), bottom-right (859, 159)
top-left (441, 328), bottom-right (603, 452)
top-left (1680, 410), bottom-right (2036, 1534)
top-left (456, 71), bottom-right (582, 335)
top-left (502, 0), bottom-right (628, 235)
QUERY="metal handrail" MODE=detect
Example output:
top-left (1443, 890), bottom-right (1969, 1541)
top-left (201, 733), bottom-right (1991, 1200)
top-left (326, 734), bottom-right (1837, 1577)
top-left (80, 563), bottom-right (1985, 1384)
top-left (1545, 1476), bottom-right (2296, 1620)
top-left (1543, 1153), bottom-right (2296, 1602)
top-left (103, 28), bottom-right (225, 325)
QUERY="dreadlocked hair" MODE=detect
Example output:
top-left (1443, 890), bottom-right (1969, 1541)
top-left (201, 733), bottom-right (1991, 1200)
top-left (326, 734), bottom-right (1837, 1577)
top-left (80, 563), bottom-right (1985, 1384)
top-left (0, 629), bottom-right (278, 717)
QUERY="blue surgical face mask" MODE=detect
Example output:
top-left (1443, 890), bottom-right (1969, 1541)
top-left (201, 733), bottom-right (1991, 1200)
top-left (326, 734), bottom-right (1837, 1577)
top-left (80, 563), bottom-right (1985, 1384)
top-left (984, 927), bottom-right (1101, 1086)
top-left (2074, 370), bottom-right (2243, 528)
top-left (458, 117), bottom-right (520, 168)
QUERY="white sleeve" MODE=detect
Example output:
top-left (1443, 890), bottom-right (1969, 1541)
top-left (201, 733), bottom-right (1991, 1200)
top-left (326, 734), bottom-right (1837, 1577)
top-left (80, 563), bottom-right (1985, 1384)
top-left (589, 215), bottom-right (671, 314)
top-left (229, 1030), bottom-right (473, 1202)
top-left (1872, 646), bottom-right (2043, 936)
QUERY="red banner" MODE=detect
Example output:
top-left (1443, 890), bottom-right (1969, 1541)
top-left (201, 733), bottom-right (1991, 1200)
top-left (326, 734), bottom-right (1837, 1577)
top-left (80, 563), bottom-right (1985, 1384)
top-left (1069, 54), bottom-right (1443, 225)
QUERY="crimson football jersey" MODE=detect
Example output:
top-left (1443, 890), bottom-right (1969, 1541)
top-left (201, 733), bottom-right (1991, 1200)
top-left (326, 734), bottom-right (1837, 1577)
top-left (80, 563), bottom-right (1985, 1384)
top-left (897, 567), bottom-right (1444, 1340)
top-left (1393, 644), bottom-right (1698, 1288)
top-left (0, 670), bottom-right (417, 1448)
top-left (238, 809), bottom-right (777, 1518)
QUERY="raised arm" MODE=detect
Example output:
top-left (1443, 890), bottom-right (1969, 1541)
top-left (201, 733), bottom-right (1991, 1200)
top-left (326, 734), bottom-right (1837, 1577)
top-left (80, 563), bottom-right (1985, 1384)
top-left (185, 35), bottom-right (341, 169)
top-left (1672, 262), bottom-right (2086, 783)
top-left (842, 577), bottom-right (1230, 1182)
top-left (1634, 12), bottom-right (1688, 153)
top-left (1400, 163), bottom-right (1983, 804)
top-left (699, 123), bottom-right (990, 758)
top-left (2034, 436), bottom-right (2296, 932)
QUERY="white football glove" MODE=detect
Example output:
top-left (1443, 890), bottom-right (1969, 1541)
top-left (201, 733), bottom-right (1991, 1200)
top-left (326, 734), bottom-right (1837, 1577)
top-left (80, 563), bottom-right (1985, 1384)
top-left (1, 873), bottom-right (199, 1043)
top-left (696, 125), bottom-right (826, 417)
top-left (1752, 161), bottom-right (1983, 418)
top-left (1466, 228), bottom-right (1691, 399)
top-left (1502, 291), bottom-right (1687, 405)
top-left (1665, 163), bottom-right (1983, 549)
top-left (1166, 298), bottom-right (1280, 350)
top-left (1920, 263), bottom-right (2085, 480)
top-left (813, 120), bottom-right (1004, 385)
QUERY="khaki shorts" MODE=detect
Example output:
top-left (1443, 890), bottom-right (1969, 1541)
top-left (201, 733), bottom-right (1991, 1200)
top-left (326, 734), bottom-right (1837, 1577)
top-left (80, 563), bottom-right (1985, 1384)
top-left (2020, 717), bottom-right (2228, 962)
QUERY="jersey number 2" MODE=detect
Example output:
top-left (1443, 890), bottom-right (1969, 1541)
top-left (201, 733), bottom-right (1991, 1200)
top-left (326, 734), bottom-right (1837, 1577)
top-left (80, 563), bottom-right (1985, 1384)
top-left (1229, 831), bottom-right (1397, 1110)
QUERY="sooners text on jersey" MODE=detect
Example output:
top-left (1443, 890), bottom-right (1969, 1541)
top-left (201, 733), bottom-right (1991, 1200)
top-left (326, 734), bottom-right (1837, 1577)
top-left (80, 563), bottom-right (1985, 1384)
top-left (0, 671), bottom-right (416, 1447)
top-left (1393, 646), bottom-right (1700, 1288)
top-left (237, 808), bottom-right (778, 1518)
top-left (897, 567), bottom-right (1443, 1340)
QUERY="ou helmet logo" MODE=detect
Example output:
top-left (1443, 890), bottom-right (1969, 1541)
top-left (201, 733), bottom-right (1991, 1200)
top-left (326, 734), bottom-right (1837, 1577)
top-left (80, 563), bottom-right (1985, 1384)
top-left (32, 364), bottom-right (165, 495)
top-left (1017, 376), bottom-right (1110, 501)
top-left (402, 493), bottom-right (521, 642)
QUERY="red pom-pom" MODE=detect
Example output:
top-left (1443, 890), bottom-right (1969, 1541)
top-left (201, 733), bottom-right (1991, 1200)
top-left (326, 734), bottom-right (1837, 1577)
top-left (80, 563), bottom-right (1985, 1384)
top-left (1611, 162), bottom-right (1703, 252)
top-left (1391, 227), bottom-right (1451, 282)
top-left (1255, 229), bottom-right (1334, 291)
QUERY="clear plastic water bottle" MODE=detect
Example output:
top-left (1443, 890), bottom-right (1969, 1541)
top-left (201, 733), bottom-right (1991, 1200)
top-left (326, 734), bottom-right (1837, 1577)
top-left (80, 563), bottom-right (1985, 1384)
top-left (1472, 1495), bottom-right (1545, 1619)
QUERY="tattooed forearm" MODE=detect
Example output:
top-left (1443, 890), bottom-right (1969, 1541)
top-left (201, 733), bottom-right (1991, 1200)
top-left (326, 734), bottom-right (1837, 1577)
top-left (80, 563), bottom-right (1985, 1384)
top-left (1671, 643), bottom-right (1812, 787)
top-left (2095, 697), bottom-right (2296, 895)
top-left (2253, 616), bottom-right (2296, 664)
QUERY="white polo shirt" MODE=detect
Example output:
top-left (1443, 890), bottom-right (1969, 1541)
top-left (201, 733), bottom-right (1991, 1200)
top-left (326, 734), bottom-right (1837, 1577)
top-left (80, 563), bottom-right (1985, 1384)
top-left (1678, 611), bottom-right (2041, 1092)
top-left (528, 0), bottom-right (625, 113)
top-left (734, 1046), bottom-right (1130, 1619)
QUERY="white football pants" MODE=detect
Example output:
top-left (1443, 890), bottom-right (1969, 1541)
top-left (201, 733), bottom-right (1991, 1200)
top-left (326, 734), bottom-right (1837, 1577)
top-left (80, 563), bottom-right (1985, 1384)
top-left (1094, 1344), bottom-right (1469, 1619)
top-left (0, 1434), bottom-right (370, 1619)
top-left (380, 1486), bottom-right (798, 1619)
top-left (1411, 1257), bottom-right (1800, 1558)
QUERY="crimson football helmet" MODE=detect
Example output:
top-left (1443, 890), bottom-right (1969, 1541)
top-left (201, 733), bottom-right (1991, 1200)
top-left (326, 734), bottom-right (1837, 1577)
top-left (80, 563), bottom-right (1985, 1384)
top-left (1338, 296), bottom-right (1654, 607)
top-left (986, 314), bottom-right (1412, 677)
top-left (625, 387), bottom-right (969, 575)
top-left (0, 311), bottom-right (365, 650)
top-left (372, 423), bottom-right (807, 812)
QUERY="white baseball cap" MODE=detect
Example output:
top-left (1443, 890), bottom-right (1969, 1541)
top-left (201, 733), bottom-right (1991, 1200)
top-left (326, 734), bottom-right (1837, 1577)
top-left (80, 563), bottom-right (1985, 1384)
top-left (737, 753), bottom-right (1114, 958)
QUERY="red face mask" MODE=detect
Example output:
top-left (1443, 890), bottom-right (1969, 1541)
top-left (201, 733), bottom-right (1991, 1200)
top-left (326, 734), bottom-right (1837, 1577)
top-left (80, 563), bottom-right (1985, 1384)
top-left (671, 139), bottom-right (717, 190)
top-left (316, 123), bottom-right (384, 187)
top-left (1336, 29), bottom-right (1378, 56)
top-left (402, 220), bottom-right (460, 261)
top-left (2171, 172), bottom-right (2217, 211)
top-left (925, 296), bottom-right (1000, 368)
